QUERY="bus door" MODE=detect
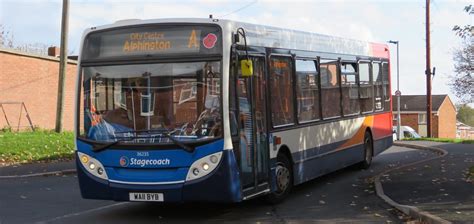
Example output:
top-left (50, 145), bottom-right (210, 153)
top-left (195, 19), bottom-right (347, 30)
top-left (236, 56), bottom-right (270, 197)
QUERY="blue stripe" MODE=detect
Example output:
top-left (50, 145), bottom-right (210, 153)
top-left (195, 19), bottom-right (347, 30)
top-left (291, 139), bottom-right (348, 164)
top-left (292, 144), bottom-right (364, 185)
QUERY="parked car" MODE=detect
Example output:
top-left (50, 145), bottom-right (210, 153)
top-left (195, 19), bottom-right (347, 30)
top-left (393, 126), bottom-right (422, 140)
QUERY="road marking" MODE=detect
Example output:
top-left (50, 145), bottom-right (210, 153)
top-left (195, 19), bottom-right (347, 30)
top-left (36, 202), bottom-right (128, 224)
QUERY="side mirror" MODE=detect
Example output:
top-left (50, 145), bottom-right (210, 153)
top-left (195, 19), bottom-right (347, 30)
top-left (392, 129), bottom-right (396, 134)
top-left (240, 59), bottom-right (253, 77)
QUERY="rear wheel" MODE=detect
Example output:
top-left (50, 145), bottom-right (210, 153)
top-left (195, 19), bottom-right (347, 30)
top-left (359, 131), bottom-right (373, 169)
top-left (266, 153), bottom-right (293, 204)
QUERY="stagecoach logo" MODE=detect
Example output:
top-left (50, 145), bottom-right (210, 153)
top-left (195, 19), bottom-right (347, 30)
top-left (119, 156), bottom-right (129, 167)
top-left (202, 33), bottom-right (217, 49)
top-left (119, 156), bottom-right (171, 167)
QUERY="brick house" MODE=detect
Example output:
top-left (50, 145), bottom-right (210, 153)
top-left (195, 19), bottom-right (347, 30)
top-left (0, 47), bottom-right (77, 131)
top-left (392, 94), bottom-right (456, 138)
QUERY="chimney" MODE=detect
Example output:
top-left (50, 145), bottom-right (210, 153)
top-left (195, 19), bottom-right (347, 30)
top-left (48, 46), bottom-right (60, 57)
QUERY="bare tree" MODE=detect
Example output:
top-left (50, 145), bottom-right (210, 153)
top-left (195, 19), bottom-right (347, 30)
top-left (0, 23), bottom-right (51, 56)
top-left (452, 5), bottom-right (473, 39)
top-left (0, 24), bottom-right (14, 48)
top-left (450, 5), bottom-right (473, 103)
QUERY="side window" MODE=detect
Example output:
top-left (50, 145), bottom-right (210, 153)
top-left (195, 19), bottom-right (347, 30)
top-left (341, 62), bottom-right (360, 116)
top-left (359, 62), bottom-right (373, 113)
top-left (270, 56), bottom-right (294, 126)
top-left (382, 62), bottom-right (391, 112)
top-left (295, 59), bottom-right (320, 122)
top-left (373, 62), bottom-right (383, 111)
top-left (320, 59), bottom-right (341, 119)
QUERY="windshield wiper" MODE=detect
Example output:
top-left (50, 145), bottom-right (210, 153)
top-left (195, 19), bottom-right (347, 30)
top-left (91, 134), bottom-right (194, 153)
top-left (92, 140), bottom-right (123, 152)
top-left (161, 132), bottom-right (194, 153)
top-left (89, 127), bottom-right (195, 152)
top-left (134, 128), bottom-right (195, 153)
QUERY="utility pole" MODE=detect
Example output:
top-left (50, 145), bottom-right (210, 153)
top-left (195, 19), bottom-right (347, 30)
top-left (425, 0), bottom-right (432, 137)
top-left (55, 0), bottom-right (69, 133)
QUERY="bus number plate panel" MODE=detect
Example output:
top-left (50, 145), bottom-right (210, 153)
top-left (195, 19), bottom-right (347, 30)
top-left (129, 192), bottom-right (163, 202)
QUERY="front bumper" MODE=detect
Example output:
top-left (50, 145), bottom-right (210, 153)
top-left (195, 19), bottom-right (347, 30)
top-left (76, 150), bottom-right (242, 203)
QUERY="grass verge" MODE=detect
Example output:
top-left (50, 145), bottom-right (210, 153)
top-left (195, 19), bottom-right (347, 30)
top-left (0, 130), bottom-right (75, 165)
top-left (404, 137), bottom-right (474, 144)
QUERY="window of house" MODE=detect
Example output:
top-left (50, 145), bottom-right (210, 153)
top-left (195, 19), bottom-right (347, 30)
top-left (418, 113), bottom-right (427, 124)
top-left (373, 62), bottom-right (383, 111)
top-left (320, 59), bottom-right (341, 119)
top-left (178, 83), bottom-right (197, 104)
top-left (113, 80), bottom-right (127, 110)
top-left (270, 56), bottom-right (294, 126)
top-left (296, 59), bottom-right (320, 122)
top-left (140, 91), bottom-right (155, 116)
top-left (359, 62), bottom-right (373, 113)
top-left (341, 62), bottom-right (360, 116)
top-left (93, 79), bottom-right (114, 112)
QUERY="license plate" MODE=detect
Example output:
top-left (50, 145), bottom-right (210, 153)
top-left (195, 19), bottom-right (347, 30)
top-left (129, 192), bottom-right (163, 202)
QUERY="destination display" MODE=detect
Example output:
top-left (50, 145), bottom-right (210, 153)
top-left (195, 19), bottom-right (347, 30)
top-left (82, 25), bottom-right (221, 60)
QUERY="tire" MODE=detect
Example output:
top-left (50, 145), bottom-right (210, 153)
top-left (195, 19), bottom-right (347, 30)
top-left (359, 131), bottom-right (374, 169)
top-left (266, 153), bottom-right (293, 204)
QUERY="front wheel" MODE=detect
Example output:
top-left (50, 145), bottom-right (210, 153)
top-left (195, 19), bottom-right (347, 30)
top-left (266, 154), bottom-right (293, 204)
top-left (359, 131), bottom-right (373, 169)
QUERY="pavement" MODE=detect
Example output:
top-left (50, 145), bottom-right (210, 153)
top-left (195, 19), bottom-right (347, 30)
top-left (381, 141), bottom-right (474, 223)
top-left (0, 160), bottom-right (75, 178)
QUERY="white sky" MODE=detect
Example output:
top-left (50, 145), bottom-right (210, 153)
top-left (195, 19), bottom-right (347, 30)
top-left (1, 0), bottom-right (472, 104)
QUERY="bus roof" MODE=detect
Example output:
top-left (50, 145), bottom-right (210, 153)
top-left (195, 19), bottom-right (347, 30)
top-left (82, 18), bottom-right (389, 59)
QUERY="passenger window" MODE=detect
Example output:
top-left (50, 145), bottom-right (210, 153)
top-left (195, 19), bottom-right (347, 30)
top-left (270, 57), bottom-right (294, 126)
top-left (382, 62), bottom-right (391, 112)
top-left (296, 59), bottom-right (320, 122)
top-left (320, 59), bottom-right (341, 119)
top-left (372, 62), bottom-right (383, 111)
top-left (359, 62), bottom-right (373, 113)
top-left (341, 62), bottom-right (360, 116)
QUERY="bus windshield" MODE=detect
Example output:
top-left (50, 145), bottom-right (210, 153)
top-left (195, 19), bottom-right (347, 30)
top-left (79, 61), bottom-right (222, 144)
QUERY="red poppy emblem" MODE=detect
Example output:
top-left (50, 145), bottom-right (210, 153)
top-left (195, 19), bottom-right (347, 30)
top-left (202, 33), bottom-right (217, 49)
top-left (119, 156), bottom-right (129, 167)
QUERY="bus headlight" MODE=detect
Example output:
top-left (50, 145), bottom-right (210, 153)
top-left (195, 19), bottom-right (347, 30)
top-left (78, 152), bottom-right (108, 180)
top-left (186, 151), bottom-right (222, 182)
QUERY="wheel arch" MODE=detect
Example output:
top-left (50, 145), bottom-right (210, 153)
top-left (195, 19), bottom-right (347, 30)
top-left (276, 144), bottom-right (294, 167)
top-left (365, 127), bottom-right (374, 154)
top-left (365, 127), bottom-right (373, 140)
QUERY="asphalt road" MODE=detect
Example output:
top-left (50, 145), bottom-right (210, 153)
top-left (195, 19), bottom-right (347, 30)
top-left (0, 145), bottom-right (437, 224)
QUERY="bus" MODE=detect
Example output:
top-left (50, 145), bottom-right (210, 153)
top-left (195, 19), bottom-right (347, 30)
top-left (75, 18), bottom-right (393, 203)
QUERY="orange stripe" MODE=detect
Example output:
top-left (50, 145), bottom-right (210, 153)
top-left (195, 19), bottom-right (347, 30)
top-left (337, 115), bottom-right (373, 150)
